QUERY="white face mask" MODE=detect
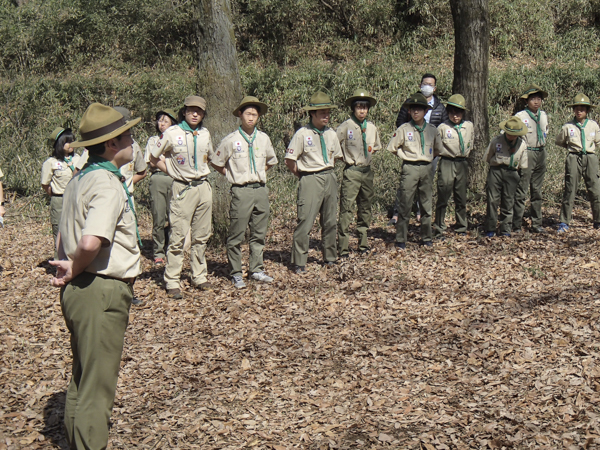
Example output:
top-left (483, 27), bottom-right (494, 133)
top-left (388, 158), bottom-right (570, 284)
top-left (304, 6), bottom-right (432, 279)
top-left (420, 85), bottom-right (435, 97)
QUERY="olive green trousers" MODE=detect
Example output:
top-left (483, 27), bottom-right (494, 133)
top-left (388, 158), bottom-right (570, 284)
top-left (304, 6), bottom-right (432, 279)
top-left (149, 171), bottom-right (172, 259)
top-left (485, 166), bottom-right (520, 234)
top-left (50, 195), bottom-right (63, 258)
top-left (559, 152), bottom-right (600, 224)
top-left (513, 149), bottom-right (546, 229)
top-left (337, 166), bottom-right (373, 255)
top-left (396, 162), bottom-right (432, 244)
top-left (433, 158), bottom-right (469, 235)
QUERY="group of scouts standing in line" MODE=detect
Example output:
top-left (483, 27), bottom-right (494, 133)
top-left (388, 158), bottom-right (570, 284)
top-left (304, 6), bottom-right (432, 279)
top-left (33, 71), bottom-right (600, 449)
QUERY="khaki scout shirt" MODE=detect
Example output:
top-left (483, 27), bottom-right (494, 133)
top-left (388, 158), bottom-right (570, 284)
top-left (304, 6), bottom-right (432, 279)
top-left (515, 109), bottom-right (549, 148)
top-left (120, 140), bottom-right (146, 192)
top-left (41, 155), bottom-right (80, 195)
top-left (555, 119), bottom-right (600, 154)
top-left (210, 128), bottom-right (278, 185)
top-left (59, 169), bottom-right (141, 279)
top-left (437, 120), bottom-right (474, 158)
top-left (144, 136), bottom-right (161, 173)
top-left (0, 167), bottom-right (3, 178)
top-left (151, 124), bottom-right (213, 181)
top-left (484, 135), bottom-right (528, 170)
top-left (387, 121), bottom-right (442, 162)
top-left (285, 125), bottom-right (343, 172)
top-left (336, 118), bottom-right (382, 166)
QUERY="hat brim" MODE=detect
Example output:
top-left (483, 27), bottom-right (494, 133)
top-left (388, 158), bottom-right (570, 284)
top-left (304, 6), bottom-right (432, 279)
top-left (302, 104), bottom-right (338, 111)
top-left (156, 110), bottom-right (177, 123)
top-left (521, 90), bottom-right (548, 100)
top-left (568, 102), bottom-right (597, 109)
top-left (233, 101), bottom-right (269, 117)
top-left (445, 101), bottom-right (469, 111)
top-left (70, 117), bottom-right (141, 148)
top-left (403, 101), bottom-right (433, 111)
top-left (345, 96), bottom-right (377, 108)
top-left (500, 120), bottom-right (528, 137)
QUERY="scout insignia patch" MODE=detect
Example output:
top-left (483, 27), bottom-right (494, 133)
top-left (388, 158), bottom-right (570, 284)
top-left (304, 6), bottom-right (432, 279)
top-left (523, 118), bottom-right (530, 128)
top-left (306, 136), bottom-right (314, 147)
top-left (348, 130), bottom-right (354, 140)
top-left (368, 146), bottom-right (373, 153)
top-left (407, 132), bottom-right (413, 142)
top-left (216, 151), bottom-right (221, 157)
top-left (496, 143), bottom-right (502, 153)
top-left (287, 148), bottom-right (294, 154)
top-left (157, 141), bottom-right (161, 148)
top-left (234, 141), bottom-right (242, 152)
top-left (56, 162), bottom-right (63, 170)
top-left (569, 129), bottom-right (575, 137)
top-left (393, 133), bottom-right (397, 138)
top-left (429, 148), bottom-right (433, 154)
top-left (176, 155), bottom-right (186, 165)
top-left (177, 136), bottom-right (184, 145)
top-left (446, 129), bottom-right (453, 139)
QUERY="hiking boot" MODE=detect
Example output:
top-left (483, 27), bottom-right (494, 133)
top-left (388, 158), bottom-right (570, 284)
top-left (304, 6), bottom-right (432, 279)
top-left (485, 231), bottom-right (496, 238)
top-left (499, 232), bottom-right (511, 237)
top-left (395, 242), bottom-right (406, 250)
top-left (167, 288), bottom-right (182, 299)
top-left (421, 240), bottom-right (433, 247)
top-left (231, 275), bottom-right (246, 289)
top-left (131, 296), bottom-right (144, 306)
top-left (594, 222), bottom-right (600, 229)
top-left (250, 271), bottom-right (273, 283)
top-left (531, 226), bottom-right (545, 233)
top-left (294, 265), bottom-right (306, 274)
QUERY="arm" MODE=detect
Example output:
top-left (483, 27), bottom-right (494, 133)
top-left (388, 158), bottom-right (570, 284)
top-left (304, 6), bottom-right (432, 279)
top-left (149, 155), bottom-right (168, 173)
top-left (285, 159), bottom-right (299, 177)
top-left (211, 163), bottom-right (227, 176)
top-left (132, 170), bottom-right (147, 185)
top-left (555, 125), bottom-right (568, 148)
top-left (49, 234), bottom-right (103, 287)
top-left (0, 180), bottom-right (4, 217)
top-left (42, 184), bottom-right (52, 196)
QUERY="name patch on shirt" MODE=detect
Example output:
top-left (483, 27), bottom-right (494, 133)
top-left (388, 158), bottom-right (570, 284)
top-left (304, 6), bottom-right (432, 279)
top-left (407, 132), bottom-right (414, 142)
top-left (176, 136), bottom-right (184, 145)
top-left (306, 136), bottom-right (314, 147)
top-left (348, 130), bottom-right (354, 140)
top-left (234, 141), bottom-right (243, 152)
top-left (176, 155), bottom-right (186, 165)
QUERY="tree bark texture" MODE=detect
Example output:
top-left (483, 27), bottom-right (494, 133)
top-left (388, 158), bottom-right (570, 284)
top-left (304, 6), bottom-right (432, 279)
top-left (449, 0), bottom-right (489, 193)
top-left (196, 0), bottom-right (242, 143)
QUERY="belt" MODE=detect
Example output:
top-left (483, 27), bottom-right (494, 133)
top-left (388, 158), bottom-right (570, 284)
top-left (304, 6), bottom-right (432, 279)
top-left (344, 164), bottom-right (371, 173)
top-left (441, 156), bottom-right (467, 162)
top-left (151, 170), bottom-right (170, 175)
top-left (490, 165), bottom-right (518, 172)
top-left (51, 194), bottom-right (63, 197)
top-left (91, 272), bottom-right (136, 285)
top-left (403, 160), bottom-right (431, 166)
top-left (570, 151), bottom-right (594, 156)
top-left (299, 168), bottom-right (334, 176)
top-left (527, 146), bottom-right (545, 151)
top-left (233, 182), bottom-right (265, 188)
top-left (174, 177), bottom-right (207, 187)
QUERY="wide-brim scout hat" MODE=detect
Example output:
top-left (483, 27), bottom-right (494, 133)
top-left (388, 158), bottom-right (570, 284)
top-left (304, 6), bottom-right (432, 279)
top-left (445, 94), bottom-right (469, 111)
top-left (184, 95), bottom-right (207, 111)
top-left (48, 127), bottom-right (67, 146)
top-left (302, 91), bottom-right (338, 111)
top-left (520, 84), bottom-right (548, 100)
top-left (70, 103), bottom-right (141, 148)
top-left (232, 96), bottom-right (268, 116)
top-left (155, 108), bottom-right (178, 123)
top-left (568, 93), bottom-right (597, 109)
top-left (345, 89), bottom-right (377, 108)
top-left (500, 116), bottom-right (528, 136)
top-left (403, 92), bottom-right (433, 111)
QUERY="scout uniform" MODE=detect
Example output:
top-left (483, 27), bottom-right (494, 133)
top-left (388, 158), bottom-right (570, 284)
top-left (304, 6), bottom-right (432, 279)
top-left (41, 127), bottom-right (80, 250)
top-left (484, 117), bottom-right (529, 236)
top-left (387, 93), bottom-right (443, 247)
top-left (336, 89), bottom-right (382, 256)
top-left (0, 166), bottom-right (5, 219)
top-left (56, 103), bottom-right (141, 449)
top-left (513, 85), bottom-right (549, 232)
top-left (151, 95), bottom-right (213, 292)
top-left (144, 108), bottom-right (177, 262)
top-left (210, 97), bottom-right (278, 284)
top-left (433, 95), bottom-right (474, 236)
top-left (120, 140), bottom-right (146, 192)
top-left (556, 94), bottom-right (600, 231)
top-left (285, 91), bottom-right (343, 268)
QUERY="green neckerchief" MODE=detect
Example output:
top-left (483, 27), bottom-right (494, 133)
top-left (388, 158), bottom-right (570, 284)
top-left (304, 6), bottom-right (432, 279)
top-left (453, 122), bottom-right (465, 155)
top-left (79, 154), bottom-right (142, 248)
top-left (350, 114), bottom-right (368, 159)
top-left (411, 120), bottom-right (426, 155)
top-left (64, 154), bottom-right (75, 172)
top-left (504, 134), bottom-right (518, 168)
top-left (575, 118), bottom-right (589, 154)
top-left (525, 107), bottom-right (545, 146)
top-left (309, 123), bottom-right (328, 163)
top-left (179, 121), bottom-right (200, 170)
top-left (238, 126), bottom-right (258, 174)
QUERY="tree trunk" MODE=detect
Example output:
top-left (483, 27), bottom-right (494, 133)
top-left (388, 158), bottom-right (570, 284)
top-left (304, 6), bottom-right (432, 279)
top-left (449, 0), bottom-right (489, 194)
top-left (196, 0), bottom-right (242, 143)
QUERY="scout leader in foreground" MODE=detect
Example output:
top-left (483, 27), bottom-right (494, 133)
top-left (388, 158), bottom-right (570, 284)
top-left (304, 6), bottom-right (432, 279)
top-left (210, 96), bottom-right (278, 288)
top-left (50, 103), bottom-right (142, 450)
top-left (387, 92), bottom-right (443, 249)
top-left (150, 95), bottom-right (214, 299)
top-left (285, 91), bottom-right (343, 273)
top-left (336, 89), bottom-right (382, 257)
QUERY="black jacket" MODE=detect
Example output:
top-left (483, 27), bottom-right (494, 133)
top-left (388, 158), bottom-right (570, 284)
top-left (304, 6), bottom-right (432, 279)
top-left (395, 94), bottom-right (448, 129)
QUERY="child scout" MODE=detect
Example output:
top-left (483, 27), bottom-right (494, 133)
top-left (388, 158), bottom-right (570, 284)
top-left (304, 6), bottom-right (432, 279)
top-left (210, 96), bottom-right (278, 288)
top-left (387, 92), bottom-right (443, 248)
top-left (513, 84), bottom-right (549, 233)
top-left (336, 89), bottom-right (382, 257)
top-left (483, 116), bottom-right (528, 237)
top-left (555, 93), bottom-right (600, 232)
top-left (433, 94), bottom-right (474, 237)
top-left (285, 91), bottom-right (343, 273)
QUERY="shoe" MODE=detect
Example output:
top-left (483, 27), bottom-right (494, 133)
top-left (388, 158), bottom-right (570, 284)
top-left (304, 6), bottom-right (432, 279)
top-left (557, 223), bottom-right (569, 233)
top-left (294, 265), bottom-right (306, 274)
top-left (197, 282), bottom-right (213, 291)
top-left (395, 242), bottom-right (406, 249)
top-left (485, 231), bottom-right (495, 238)
top-left (388, 215), bottom-right (398, 226)
top-left (359, 248), bottom-right (370, 254)
top-left (154, 257), bottom-right (165, 265)
top-left (499, 232), bottom-right (511, 237)
top-left (324, 261), bottom-right (336, 267)
top-left (167, 288), bottom-right (182, 299)
top-left (456, 232), bottom-right (466, 236)
top-left (421, 240), bottom-right (433, 247)
top-left (339, 253), bottom-right (349, 259)
top-left (250, 271), bottom-right (273, 283)
top-left (131, 296), bottom-right (144, 306)
top-left (531, 226), bottom-right (545, 233)
top-left (231, 275), bottom-right (246, 289)
top-left (594, 222), bottom-right (600, 229)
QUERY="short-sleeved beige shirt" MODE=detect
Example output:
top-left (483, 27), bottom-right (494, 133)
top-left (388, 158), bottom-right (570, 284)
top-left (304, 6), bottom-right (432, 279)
top-left (210, 128), bottom-right (278, 185)
top-left (437, 120), bottom-right (475, 158)
top-left (59, 169), bottom-right (141, 279)
top-left (515, 109), bottom-right (549, 148)
top-left (336, 118), bottom-right (381, 166)
top-left (285, 125), bottom-right (343, 172)
top-left (119, 140), bottom-right (146, 192)
top-left (555, 119), bottom-right (600, 154)
top-left (41, 155), bottom-right (80, 195)
top-left (74, 149), bottom-right (88, 171)
top-left (0, 167), bottom-right (4, 178)
top-left (387, 122), bottom-right (443, 162)
top-left (484, 135), bottom-right (528, 169)
top-left (144, 136), bottom-right (161, 173)
top-left (151, 124), bottom-right (212, 181)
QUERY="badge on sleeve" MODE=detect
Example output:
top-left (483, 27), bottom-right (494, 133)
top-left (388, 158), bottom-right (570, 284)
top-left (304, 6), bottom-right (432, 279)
top-left (234, 141), bottom-right (242, 152)
top-left (176, 155), bottom-right (186, 165)
top-left (569, 128), bottom-right (575, 137)
top-left (446, 129), bottom-right (453, 139)
top-left (203, 154), bottom-right (208, 163)
top-left (407, 132), bottom-right (414, 142)
top-left (496, 143), bottom-right (502, 153)
top-left (306, 136), bottom-right (314, 147)
top-left (348, 130), bottom-right (354, 140)
top-left (393, 132), bottom-right (397, 138)
top-left (368, 146), bottom-right (373, 153)
top-left (216, 150), bottom-right (221, 157)
top-left (287, 148), bottom-right (294, 154)
top-left (157, 141), bottom-right (161, 148)
top-left (176, 136), bottom-right (184, 145)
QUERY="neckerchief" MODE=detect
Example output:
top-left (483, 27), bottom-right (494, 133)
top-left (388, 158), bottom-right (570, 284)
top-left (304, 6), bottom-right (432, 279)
top-left (504, 134), bottom-right (518, 168)
top-left (238, 126), bottom-right (258, 174)
top-left (64, 155), bottom-right (75, 172)
top-left (453, 122), bottom-right (465, 155)
top-left (575, 119), bottom-right (589, 154)
top-left (310, 123), bottom-right (328, 163)
top-left (525, 107), bottom-right (545, 146)
top-left (411, 120), bottom-right (426, 155)
top-left (79, 154), bottom-right (142, 248)
top-left (350, 114), bottom-right (368, 159)
top-left (179, 121), bottom-right (200, 170)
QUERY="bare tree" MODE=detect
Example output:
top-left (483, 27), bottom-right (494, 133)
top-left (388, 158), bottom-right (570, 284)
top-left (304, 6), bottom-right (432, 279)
top-left (449, 0), bottom-right (489, 192)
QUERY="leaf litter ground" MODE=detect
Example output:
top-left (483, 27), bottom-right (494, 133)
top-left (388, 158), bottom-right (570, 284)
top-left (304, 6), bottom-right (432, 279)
top-left (2, 205), bottom-right (600, 449)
